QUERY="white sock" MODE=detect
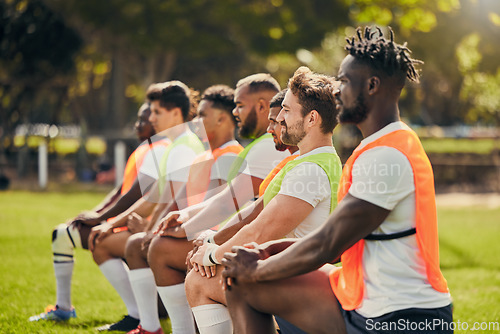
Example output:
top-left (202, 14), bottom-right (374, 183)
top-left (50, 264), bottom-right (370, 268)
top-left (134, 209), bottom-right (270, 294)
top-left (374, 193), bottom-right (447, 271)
top-left (54, 261), bottom-right (73, 310)
top-left (157, 283), bottom-right (196, 334)
top-left (99, 259), bottom-right (139, 319)
top-left (128, 268), bottom-right (161, 332)
top-left (191, 304), bottom-right (233, 334)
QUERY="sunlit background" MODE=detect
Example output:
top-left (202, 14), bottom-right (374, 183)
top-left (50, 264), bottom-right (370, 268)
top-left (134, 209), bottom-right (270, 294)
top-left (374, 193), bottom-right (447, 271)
top-left (0, 0), bottom-right (499, 192)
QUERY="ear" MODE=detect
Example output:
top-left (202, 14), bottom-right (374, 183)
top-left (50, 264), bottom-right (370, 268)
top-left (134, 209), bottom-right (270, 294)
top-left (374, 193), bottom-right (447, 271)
top-left (217, 111), bottom-right (226, 124)
top-left (308, 110), bottom-right (320, 128)
top-left (367, 76), bottom-right (381, 95)
top-left (257, 98), bottom-right (268, 114)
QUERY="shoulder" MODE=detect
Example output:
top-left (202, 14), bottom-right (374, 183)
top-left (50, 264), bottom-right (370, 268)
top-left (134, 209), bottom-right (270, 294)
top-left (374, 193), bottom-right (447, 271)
top-left (355, 146), bottom-right (412, 172)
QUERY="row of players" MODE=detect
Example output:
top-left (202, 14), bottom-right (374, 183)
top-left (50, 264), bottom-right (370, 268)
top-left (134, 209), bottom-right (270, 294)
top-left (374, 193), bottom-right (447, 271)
top-left (30, 27), bottom-right (453, 334)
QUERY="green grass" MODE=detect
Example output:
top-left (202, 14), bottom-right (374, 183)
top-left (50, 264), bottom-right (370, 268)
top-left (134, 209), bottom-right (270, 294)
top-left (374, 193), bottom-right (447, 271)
top-left (0, 191), bottom-right (170, 333)
top-left (421, 138), bottom-right (499, 154)
top-left (0, 191), bottom-right (499, 333)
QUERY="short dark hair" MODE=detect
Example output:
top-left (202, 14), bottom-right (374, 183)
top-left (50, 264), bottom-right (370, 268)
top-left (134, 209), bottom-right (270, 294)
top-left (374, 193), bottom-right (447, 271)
top-left (270, 89), bottom-right (288, 109)
top-left (288, 66), bottom-right (338, 134)
top-left (201, 85), bottom-right (237, 124)
top-left (146, 80), bottom-right (194, 121)
top-left (236, 73), bottom-right (281, 94)
top-left (345, 26), bottom-right (423, 88)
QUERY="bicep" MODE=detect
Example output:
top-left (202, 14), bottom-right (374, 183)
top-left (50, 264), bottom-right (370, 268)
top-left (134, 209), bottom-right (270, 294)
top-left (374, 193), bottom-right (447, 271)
top-left (248, 194), bottom-right (314, 242)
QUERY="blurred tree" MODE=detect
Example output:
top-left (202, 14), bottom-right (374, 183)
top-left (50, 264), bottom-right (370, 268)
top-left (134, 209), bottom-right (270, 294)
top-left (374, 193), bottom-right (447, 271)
top-left (41, 0), bottom-right (350, 132)
top-left (0, 0), bottom-right (82, 145)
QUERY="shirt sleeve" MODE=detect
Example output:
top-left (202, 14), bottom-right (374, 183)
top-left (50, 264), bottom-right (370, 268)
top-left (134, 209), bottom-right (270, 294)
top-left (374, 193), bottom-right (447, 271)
top-left (165, 145), bottom-right (198, 182)
top-left (348, 146), bottom-right (415, 210)
top-left (278, 162), bottom-right (331, 208)
top-left (241, 138), bottom-right (291, 179)
top-left (210, 153), bottom-right (239, 181)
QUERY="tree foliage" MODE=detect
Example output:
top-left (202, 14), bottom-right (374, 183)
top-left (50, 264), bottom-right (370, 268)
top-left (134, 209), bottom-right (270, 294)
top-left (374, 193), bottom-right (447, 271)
top-left (0, 0), bottom-right (82, 139)
top-left (1, 0), bottom-right (499, 141)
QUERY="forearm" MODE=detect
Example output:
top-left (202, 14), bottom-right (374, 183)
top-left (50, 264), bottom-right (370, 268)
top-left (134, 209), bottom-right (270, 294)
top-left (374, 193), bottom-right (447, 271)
top-left (111, 197), bottom-right (155, 227)
top-left (255, 230), bottom-right (331, 282)
top-left (93, 186), bottom-right (122, 213)
top-left (258, 238), bottom-right (297, 256)
top-left (147, 200), bottom-right (178, 231)
top-left (214, 223), bottom-right (276, 262)
top-left (183, 194), bottom-right (250, 238)
top-left (184, 173), bottom-right (259, 237)
top-left (214, 200), bottom-right (262, 244)
top-left (98, 184), bottom-right (142, 221)
top-left (252, 195), bottom-right (389, 282)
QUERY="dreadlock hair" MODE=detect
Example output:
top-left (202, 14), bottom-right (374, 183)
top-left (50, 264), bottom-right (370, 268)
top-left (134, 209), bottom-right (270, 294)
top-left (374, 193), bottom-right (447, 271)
top-left (345, 26), bottom-right (423, 88)
top-left (146, 80), bottom-right (197, 121)
top-left (288, 66), bottom-right (338, 134)
top-left (269, 89), bottom-right (288, 109)
top-left (201, 85), bottom-right (237, 125)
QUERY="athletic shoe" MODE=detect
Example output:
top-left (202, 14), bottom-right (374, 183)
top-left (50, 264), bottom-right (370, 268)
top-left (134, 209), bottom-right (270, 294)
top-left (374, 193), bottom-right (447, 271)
top-left (126, 325), bottom-right (164, 334)
top-left (29, 304), bottom-right (76, 322)
top-left (96, 315), bottom-right (140, 332)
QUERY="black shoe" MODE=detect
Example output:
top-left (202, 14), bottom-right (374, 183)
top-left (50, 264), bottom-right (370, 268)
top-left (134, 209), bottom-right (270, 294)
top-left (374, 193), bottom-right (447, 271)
top-left (96, 315), bottom-right (140, 332)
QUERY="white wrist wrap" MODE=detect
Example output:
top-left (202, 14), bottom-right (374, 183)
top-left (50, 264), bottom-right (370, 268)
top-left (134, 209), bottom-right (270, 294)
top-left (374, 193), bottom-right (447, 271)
top-left (202, 243), bottom-right (221, 266)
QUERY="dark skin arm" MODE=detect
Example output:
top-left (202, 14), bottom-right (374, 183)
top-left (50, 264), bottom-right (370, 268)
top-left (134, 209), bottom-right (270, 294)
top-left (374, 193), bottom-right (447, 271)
top-left (92, 185), bottom-right (122, 213)
top-left (222, 194), bottom-right (390, 285)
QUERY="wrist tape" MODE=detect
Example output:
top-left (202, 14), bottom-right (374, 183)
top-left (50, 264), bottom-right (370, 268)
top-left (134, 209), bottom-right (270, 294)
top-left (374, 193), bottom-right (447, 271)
top-left (202, 243), bottom-right (221, 266)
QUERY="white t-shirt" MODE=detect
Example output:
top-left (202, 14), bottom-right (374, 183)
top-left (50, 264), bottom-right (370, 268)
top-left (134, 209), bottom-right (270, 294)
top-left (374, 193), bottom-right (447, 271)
top-left (239, 136), bottom-right (290, 180)
top-left (278, 146), bottom-right (334, 238)
top-left (210, 140), bottom-right (241, 181)
top-left (348, 121), bottom-right (451, 317)
top-left (165, 134), bottom-right (200, 183)
top-left (137, 138), bottom-right (170, 193)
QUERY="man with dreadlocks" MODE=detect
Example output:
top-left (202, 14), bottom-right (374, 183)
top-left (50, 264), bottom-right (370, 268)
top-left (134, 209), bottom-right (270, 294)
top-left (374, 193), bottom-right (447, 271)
top-left (221, 27), bottom-right (453, 334)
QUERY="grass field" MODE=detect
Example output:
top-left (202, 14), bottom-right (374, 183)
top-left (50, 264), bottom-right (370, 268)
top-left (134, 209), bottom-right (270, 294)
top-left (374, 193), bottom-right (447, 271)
top-left (0, 191), bottom-right (499, 333)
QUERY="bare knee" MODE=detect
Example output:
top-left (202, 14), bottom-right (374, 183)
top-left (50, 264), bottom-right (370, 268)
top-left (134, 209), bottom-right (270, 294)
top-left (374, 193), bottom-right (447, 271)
top-left (147, 235), bottom-right (166, 270)
top-left (125, 233), bottom-right (145, 258)
top-left (91, 241), bottom-right (108, 264)
top-left (125, 232), bottom-right (148, 268)
top-left (185, 269), bottom-right (207, 307)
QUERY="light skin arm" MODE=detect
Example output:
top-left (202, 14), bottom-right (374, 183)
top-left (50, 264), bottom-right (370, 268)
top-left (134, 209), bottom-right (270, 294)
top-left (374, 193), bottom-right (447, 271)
top-left (214, 194), bottom-right (313, 261)
top-left (161, 172), bottom-right (263, 238)
top-left (222, 194), bottom-right (390, 284)
top-left (190, 194), bottom-right (314, 274)
top-left (213, 197), bottom-right (263, 245)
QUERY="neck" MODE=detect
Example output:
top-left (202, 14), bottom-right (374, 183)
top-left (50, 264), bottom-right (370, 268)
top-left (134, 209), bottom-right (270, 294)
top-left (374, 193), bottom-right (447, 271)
top-left (288, 146), bottom-right (299, 154)
top-left (253, 128), bottom-right (267, 139)
top-left (297, 132), bottom-right (332, 155)
top-left (357, 103), bottom-right (400, 138)
top-left (209, 130), bottom-right (235, 151)
top-left (164, 122), bottom-right (187, 141)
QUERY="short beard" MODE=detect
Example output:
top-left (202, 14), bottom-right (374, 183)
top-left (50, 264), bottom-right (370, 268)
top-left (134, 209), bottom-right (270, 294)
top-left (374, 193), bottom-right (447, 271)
top-left (238, 107), bottom-right (258, 138)
top-left (281, 119), bottom-right (306, 146)
top-left (337, 94), bottom-right (369, 124)
top-left (275, 141), bottom-right (290, 152)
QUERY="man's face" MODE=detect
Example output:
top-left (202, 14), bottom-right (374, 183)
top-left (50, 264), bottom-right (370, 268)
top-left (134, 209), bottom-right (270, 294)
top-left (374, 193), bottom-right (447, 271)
top-left (233, 85), bottom-right (258, 139)
top-left (335, 55), bottom-right (370, 124)
top-left (149, 100), bottom-right (176, 133)
top-left (267, 106), bottom-right (290, 151)
top-left (135, 106), bottom-right (155, 141)
top-left (277, 90), bottom-right (307, 146)
top-left (196, 100), bottom-right (221, 141)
